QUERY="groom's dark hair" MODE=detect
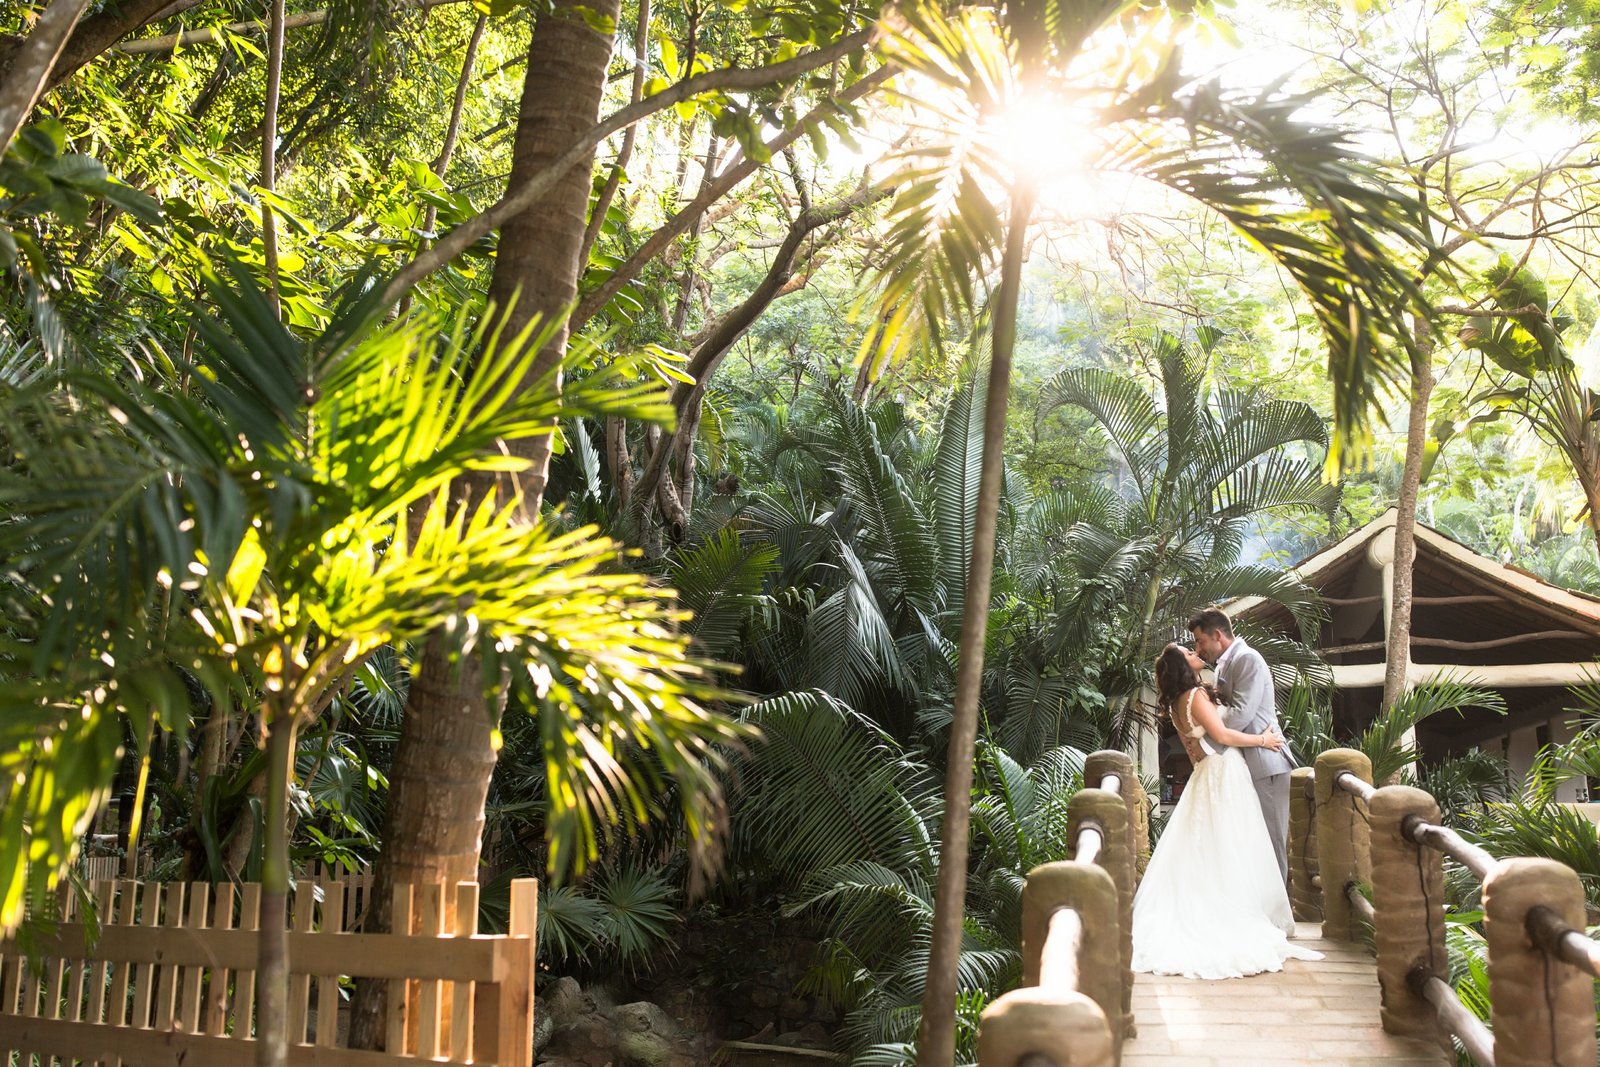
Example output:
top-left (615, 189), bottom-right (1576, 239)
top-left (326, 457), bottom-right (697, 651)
top-left (1187, 608), bottom-right (1233, 636)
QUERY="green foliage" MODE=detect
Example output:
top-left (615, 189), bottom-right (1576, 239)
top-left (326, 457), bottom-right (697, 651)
top-left (534, 863), bottom-right (679, 972)
top-left (1359, 680), bottom-right (1507, 785)
top-left (0, 264), bottom-right (747, 927)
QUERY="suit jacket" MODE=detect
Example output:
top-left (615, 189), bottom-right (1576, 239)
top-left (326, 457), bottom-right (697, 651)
top-left (1215, 637), bottom-right (1295, 780)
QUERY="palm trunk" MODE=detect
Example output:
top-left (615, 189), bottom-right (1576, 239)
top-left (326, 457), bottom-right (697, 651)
top-left (255, 712), bottom-right (297, 1067)
top-left (350, 0), bottom-right (618, 1044)
top-left (916, 182), bottom-right (1035, 1067)
top-left (347, 637), bottom-right (501, 1047)
top-left (1381, 323), bottom-right (1435, 716)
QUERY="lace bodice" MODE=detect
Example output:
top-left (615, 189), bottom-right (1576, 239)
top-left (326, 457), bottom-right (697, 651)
top-left (1171, 689), bottom-right (1211, 764)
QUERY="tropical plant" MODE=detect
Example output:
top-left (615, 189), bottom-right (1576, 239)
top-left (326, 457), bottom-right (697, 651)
top-left (1360, 679), bottom-right (1508, 785)
top-left (1013, 329), bottom-right (1335, 744)
top-left (0, 265), bottom-right (746, 1065)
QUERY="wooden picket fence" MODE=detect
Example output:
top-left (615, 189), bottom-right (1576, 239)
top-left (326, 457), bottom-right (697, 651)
top-left (305, 863), bottom-right (379, 933)
top-left (0, 876), bottom-right (536, 1067)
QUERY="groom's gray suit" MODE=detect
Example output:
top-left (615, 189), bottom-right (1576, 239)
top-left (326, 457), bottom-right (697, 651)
top-left (1214, 637), bottom-right (1295, 881)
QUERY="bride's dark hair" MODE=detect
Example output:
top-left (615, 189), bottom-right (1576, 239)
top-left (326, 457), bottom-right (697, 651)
top-left (1154, 642), bottom-right (1212, 714)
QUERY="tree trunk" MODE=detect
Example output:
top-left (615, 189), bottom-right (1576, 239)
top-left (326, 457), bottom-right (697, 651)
top-left (0, 0), bottom-right (187, 101)
top-left (916, 182), bottom-right (1036, 1067)
top-left (607, 416), bottom-right (632, 512)
top-left (0, 0), bottom-right (91, 160)
top-left (578, 0), bottom-right (649, 267)
top-left (347, 638), bottom-right (501, 1047)
top-left (255, 713), bottom-right (298, 1067)
top-left (260, 0), bottom-right (285, 315)
top-left (1381, 321), bottom-right (1436, 716)
top-left (350, 0), bottom-right (618, 1044)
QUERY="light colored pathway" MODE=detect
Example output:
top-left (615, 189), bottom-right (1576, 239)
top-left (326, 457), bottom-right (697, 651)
top-left (1121, 923), bottom-right (1454, 1067)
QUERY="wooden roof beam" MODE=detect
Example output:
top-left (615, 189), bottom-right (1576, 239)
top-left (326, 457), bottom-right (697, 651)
top-left (1330, 660), bottom-right (1600, 689)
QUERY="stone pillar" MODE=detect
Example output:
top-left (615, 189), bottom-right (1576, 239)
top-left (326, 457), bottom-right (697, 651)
top-left (1288, 767), bottom-right (1322, 922)
top-left (1068, 788), bottom-right (1133, 1042)
top-left (1368, 785), bottom-right (1449, 1043)
top-left (976, 988), bottom-right (1114, 1067)
top-left (1020, 860), bottom-right (1120, 1054)
top-left (1483, 858), bottom-right (1597, 1067)
top-left (1315, 748), bottom-right (1372, 941)
top-left (1085, 749), bottom-right (1146, 876)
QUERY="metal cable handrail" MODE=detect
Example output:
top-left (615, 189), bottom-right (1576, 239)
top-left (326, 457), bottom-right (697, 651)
top-left (1411, 969), bottom-right (1495, 1067)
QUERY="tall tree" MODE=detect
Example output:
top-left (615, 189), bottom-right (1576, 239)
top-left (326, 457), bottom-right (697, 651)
top-left (1304, 0), bottom-right (1600, 713)
top-left (860, 3), bottom-right (1431, 1057)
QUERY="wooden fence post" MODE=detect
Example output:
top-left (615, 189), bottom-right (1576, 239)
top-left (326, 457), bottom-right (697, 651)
top-left (1288, 767), bottom-right (1321, 922)
top-left (1314, 748), bottom-right (1372, 941)
top-left (1368, 785), bottom-right (1449, 1044)
top-left (1483, 858), bottom-right (1597, 1067)
top-left (474, 878), bottom-right (537, 1067)
top-left (976, 989), bottom-right (1114, 1067)
top-left (1067, 787), bottom-right (1132, 1042)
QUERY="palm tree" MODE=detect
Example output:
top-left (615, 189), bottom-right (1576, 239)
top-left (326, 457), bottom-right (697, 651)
top-left (858, 2), bottom-right (1433, 1055)
top-left (0, 264), bottom-right (746, 1067)
top-left (1003, 330), bottom-right (1335, 739)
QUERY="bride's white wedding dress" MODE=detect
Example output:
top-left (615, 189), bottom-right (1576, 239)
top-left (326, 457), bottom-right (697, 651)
top-left (1131, 689), bottom-right (1323, 980)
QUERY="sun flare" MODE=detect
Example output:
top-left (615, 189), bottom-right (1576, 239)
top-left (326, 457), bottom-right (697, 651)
top-left (985, 91), bottom-right (1150, 221)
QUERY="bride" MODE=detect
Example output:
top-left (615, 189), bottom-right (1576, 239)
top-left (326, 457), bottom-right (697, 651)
top-left (1131, 643), bottom-right (1323, 979)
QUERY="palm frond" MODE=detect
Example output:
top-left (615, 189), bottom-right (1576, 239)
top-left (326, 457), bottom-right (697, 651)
top-left (1103, 80), bottom-right (1433, 460)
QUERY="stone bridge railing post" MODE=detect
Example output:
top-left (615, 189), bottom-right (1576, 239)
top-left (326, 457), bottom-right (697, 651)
top-left (1020, 862), bottom-right (1120, 1025)
top-left (1367, 785), bottom-right (1448, 1046)
top-left (1085, 749), bottom-right (1147, 873)
top-left (1068, 786), bottom-right (1133, 1044)
top-left (976, 990), bottom-right (1114, 1067)
top-left (1483, 858), bottom-right (1597, 1067)
top-left (1287, 767), bottom-right (1321, 922)
top-left (1314, 748), bottom-right (1372, 941)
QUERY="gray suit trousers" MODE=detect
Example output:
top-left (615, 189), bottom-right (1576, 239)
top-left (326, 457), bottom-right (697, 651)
top-left (1255, 771), bottom-right (1290, 883)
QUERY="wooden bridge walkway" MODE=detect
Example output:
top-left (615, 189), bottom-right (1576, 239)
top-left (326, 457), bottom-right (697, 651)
top-left (1122, 923), bottom-right (1453, 1067)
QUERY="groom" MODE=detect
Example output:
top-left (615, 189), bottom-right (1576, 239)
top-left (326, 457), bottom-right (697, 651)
top-left (1188, 608), bottom-right (1295, 881)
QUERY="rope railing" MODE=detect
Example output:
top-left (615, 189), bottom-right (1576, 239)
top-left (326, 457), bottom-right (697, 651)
top-left (1526, 904), bottom-right (1600, 980)
top-left (976, 750), bottom-right (1148, 1067)
top-left (1346, 883), bottom-right (1376, 927)
top-left (1401, 815), bottom-right (1496, 881)
top-left (1296, 748), bottom-right (1599, 1067)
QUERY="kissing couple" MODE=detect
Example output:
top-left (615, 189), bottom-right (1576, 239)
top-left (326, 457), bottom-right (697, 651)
top-left (1130, 608), bottom-right (1324, 979)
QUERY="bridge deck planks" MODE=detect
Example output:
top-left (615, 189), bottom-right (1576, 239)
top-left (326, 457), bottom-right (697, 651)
top-left (1121, 923), bottom-right (1454, 1066)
